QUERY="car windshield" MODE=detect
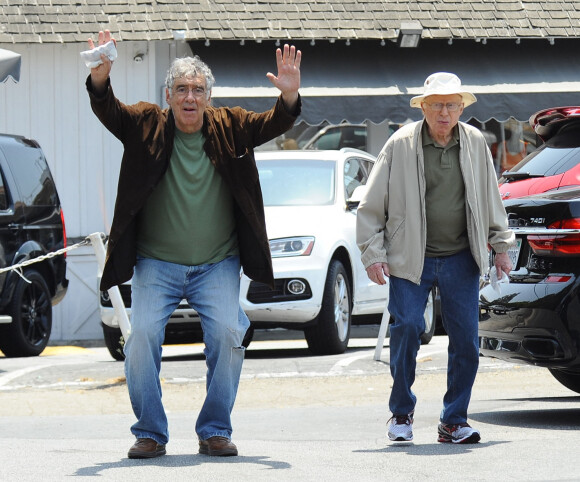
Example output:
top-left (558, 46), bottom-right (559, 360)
top-left (257, 159), bottom-right (336, 206)
top-left (505, 145), bottom-right (580, 178)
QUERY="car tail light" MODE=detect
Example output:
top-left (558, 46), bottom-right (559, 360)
top-left (60, 209), bottom-right (67, 258)
top-left (528, 218), bottom-right (580, 256)
top-left (543, 275), bottom-right (572, 283)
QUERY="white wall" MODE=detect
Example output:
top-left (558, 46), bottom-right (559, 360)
top-left (0, 40), bottom-right (184, 341)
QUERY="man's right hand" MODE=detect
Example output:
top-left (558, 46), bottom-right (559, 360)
top-left (88, 30), bottom-right (116, 95)
top-left (366, 262), bottom-right (390, 285)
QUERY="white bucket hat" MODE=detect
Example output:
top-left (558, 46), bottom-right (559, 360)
top-left (410, 72), bottom-right (477, 108)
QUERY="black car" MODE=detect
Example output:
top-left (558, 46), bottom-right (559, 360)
top-left (479, 186), bottom-right (580, 393)
top-left (0, 133), bottom-right (68, 357)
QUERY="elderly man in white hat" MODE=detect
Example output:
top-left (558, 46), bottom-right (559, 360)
top-left (357, 72), bottom-right (514, 444)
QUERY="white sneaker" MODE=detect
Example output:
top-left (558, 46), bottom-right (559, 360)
top-left (437, 422), bottom-right (481, 444)
top-left (387, 412), bottom-right (414, 442)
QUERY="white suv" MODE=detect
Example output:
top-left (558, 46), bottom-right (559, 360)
top-left (99, 149), bottom-right (436, 359)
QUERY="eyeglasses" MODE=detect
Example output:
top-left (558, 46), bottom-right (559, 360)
top-left (424, 102), bottom-right (462, 112)
top-left (173, 85), bottom-right (206, 98)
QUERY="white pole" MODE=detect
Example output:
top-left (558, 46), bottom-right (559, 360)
top-left (374, 307), bottom-right (390, 361)
top-left (88, 232), bottom-right (131, 341)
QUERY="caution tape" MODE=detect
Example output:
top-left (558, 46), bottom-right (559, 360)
top-left (0, 233), bottom-right (106, 283)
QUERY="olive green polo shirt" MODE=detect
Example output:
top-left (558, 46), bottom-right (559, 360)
top-left (137, 129), bottom-right (238, 265)
top-left (422, 124), bottom-right (470, 257)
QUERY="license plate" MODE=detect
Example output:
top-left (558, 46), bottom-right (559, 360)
top-left (507, 238), bottom-right (522, 268)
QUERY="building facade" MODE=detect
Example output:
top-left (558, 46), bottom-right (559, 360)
top-left (0, 0), bottom-right (578, 341)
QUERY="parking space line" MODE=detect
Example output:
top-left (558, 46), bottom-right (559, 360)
top-left (0, 360), bottom-right (81, 387)
top-left (330, 351), bottom-right (374, 372)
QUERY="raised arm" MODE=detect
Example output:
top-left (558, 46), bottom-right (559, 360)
top-left (266, 44), bottom-right (301, 113)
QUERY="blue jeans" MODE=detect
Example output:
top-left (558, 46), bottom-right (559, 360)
top-left (387, 249), bottom-right (480, 424)
top-left (124, 255), bottom-right (249, 445)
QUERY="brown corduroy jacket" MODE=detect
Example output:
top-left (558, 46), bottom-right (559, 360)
top-left (86, 76), bottom-right (300, 291)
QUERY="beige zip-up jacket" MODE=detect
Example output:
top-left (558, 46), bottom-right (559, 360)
top-left (356, 119), bottom-right (514, 285)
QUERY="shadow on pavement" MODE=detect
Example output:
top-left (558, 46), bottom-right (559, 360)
top-left (73, 454), bottom-right (290, 476)
top-left (471, 404), bottom-right (580, 430)
top-left (353, 440), bottom-right (508, 455)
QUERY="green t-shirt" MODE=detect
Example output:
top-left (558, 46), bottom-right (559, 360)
top-left (422, 124), bottom-right (469, 257)
top-left (137, 129), bottom-right (238, 265)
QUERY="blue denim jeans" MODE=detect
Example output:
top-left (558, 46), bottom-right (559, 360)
top-left (387, 248), bottom-right (480, 424)
top-left (124, 255), bottom-right (249, 445)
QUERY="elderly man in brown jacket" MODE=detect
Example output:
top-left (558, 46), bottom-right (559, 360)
top-left (86, 30), bottom-right (301, 459)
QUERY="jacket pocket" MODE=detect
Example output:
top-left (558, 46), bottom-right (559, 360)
top-left (387, 218), bottom-right (405, 247)
top-left (230, 148), bottom-right (259, 185)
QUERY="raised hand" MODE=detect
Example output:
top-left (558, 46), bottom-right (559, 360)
top-left (266, 44), bottom-right (301, 111)
top-left (88, 30), bottom-right (116, 94)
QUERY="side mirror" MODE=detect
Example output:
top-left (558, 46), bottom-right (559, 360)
top-left (346, 185), bottom-right (368, 210)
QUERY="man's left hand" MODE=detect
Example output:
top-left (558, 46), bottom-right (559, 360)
top-left (494, 252), bottom-right (513, 280)
top-left (266, 44), bottom-right (301, 112)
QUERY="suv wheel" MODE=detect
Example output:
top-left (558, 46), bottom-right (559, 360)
top-left (103, 323), bottom-right (252, 359)
top-left (548, 368), bottom-right (580, 394)
top-left (0, 270), bottom-right (52, 357)
top-left (420, 288), bottom-right (437, 345)
top-left (102, 324), bottom-right (125, 361)
top-left (242, 325), bottom-right (254, 348)
top-left (386, 287), bottom-right (437, 345)
top-left (304, 260), bottom-right (351, 355)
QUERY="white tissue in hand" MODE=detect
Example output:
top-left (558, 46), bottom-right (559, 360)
top-left (80, 40), bottom-right (118, 68)
top-left (490, 266), bottom-right (509, 295)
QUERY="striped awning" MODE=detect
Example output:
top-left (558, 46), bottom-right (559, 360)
top-left (197, 39), bottom-right (580, 125)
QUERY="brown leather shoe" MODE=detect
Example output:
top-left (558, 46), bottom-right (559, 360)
top-left (199, 436), bottom-right (238, 456)
top-left (127, 438), bottom-right (166, 459)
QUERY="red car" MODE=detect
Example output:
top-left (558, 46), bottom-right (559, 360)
top-left (499, 106), bottom-right (580, 200)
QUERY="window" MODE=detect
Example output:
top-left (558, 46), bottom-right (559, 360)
top-left (510, 146), bottom-right (580, 177)
top-left (0, 140), bottom-right (57, 206)
top-left (305, 125), bottom-right (367, 151)
top-left (344, 158), bottom-right (373, 199)
top-left (258, 159), bottom-right (336, 206)
top-left (0, 172), bottom-right (7, 211)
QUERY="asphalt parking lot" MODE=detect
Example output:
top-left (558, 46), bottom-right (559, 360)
top-left (1, 327), bottom-right (579, 481)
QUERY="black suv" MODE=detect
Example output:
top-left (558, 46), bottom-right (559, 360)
top-left (0, 133), bottom-right (68, 357)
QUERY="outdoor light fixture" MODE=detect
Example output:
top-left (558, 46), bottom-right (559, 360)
top-left (204, 39), bottom-right (210, 47)
top-left (172, 30), bottom-right (185, 41)
top-left (397, 21), bottom-right (422, 48)
top-left (133, 45), bottom-right (148, 63)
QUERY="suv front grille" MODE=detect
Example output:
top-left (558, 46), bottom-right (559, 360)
top-left (247, 279), bottom-right (312, 304)
top-left (100, 287), bottom-right (200, 321)
top-left (102, 280), bottom-right (313, 307)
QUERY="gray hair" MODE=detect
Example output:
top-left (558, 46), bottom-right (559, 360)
top-left (165, 56), bottom-right (215, 100)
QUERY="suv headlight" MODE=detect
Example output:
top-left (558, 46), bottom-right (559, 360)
top-left (270, 236), bottom-right (315, 257)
